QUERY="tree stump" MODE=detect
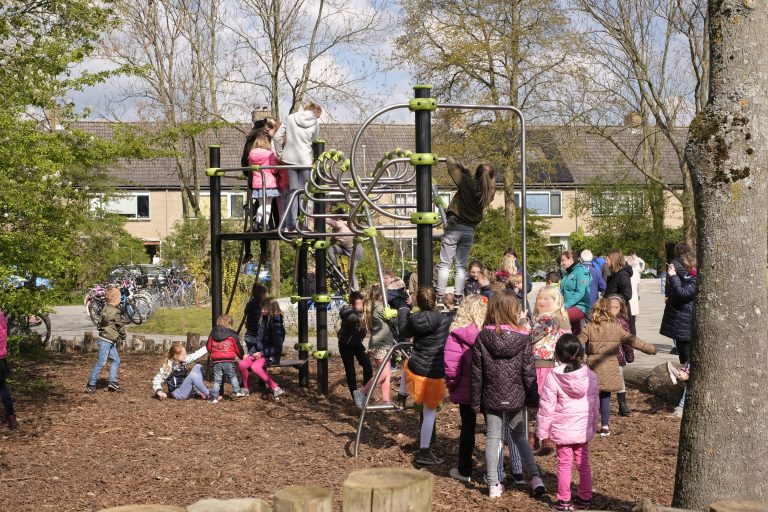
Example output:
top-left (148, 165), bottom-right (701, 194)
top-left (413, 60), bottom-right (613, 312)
top-left (187, 497), bottom-right (272, 512)
top-left (273, 486), bottom-right (332, 512)
top-left (84, 332), bottom-right (96, 352)
top-left (186, 333), bottom-right (201, 351)
top-left (343, 468), bottom-right (432, 512)
top-left (710, 502), bottom-right (768, 512)
top-left (98, 505), bottom-right (185, 512)
top-left (132, 335), bottom-right (145, 352)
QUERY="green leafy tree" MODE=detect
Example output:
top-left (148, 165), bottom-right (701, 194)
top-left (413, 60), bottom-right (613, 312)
top-left (0, 0), bottom-right (150, 317)
top-left (470, 207), bottom-right (550, 274)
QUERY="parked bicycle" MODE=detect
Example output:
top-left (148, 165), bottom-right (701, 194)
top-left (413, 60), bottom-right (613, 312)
top-left (4, 311), bottom-right (51, 347)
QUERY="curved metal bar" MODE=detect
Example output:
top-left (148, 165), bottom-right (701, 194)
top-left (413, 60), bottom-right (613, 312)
top-left (354, 340), bottom-right (413, 459)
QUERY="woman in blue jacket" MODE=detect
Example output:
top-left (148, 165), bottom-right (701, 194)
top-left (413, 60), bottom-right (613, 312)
top-left (559, 250), bottom-right (592, 335)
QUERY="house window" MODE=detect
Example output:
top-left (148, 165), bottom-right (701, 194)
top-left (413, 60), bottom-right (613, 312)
top-left (193, 192), bottom-right (246, 219)
top-left (514, 191), bottom-right (562, 217)
top-left (105, 193), bottom-right (151, 220)
top-left (394, 192), bottom-right (416, 216)
top-left (229, 194), bottom-right (245, 218)
top-left (391, 237), bottom-right (417, 262)
top-left (590, 191), bottom-right (645, 216)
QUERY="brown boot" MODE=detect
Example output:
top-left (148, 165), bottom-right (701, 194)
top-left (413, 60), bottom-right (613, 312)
top-left (534, 439), bottom-right (554, 456)
top-left (5, 415), bottom-right (17, 429)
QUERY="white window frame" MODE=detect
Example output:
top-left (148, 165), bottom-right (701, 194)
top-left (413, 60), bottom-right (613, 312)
top-left (389, 236), bottom-right (417, 262)
top-left (513, 190), bottom-right (562, 217)
top-left (101, 192), bottom-right (151, 220)
top-left (193, 191), bottom-right (247, 219)
top-left (590, 190), bottom-right (645, 217)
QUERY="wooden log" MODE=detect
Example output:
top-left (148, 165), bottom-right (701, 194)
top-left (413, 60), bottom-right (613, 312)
top-left (710, 501), bottom-right (768, 512)
top-left (132, 335), bottom-right (145, 353)
top-left (84, 332), bottom-right (96, 352)
top-left (273, 486), bottom-right (331, 512)
top-left (632, 498), bottom-right (699, 512)
top-left (98, 505), bottom-right (185, 512)
top-left (343, 468), bottom-right (432, 512)
top-left (186, 332), bottom-right (201, 351)
top-left (187, 497), bottom-right (272, 512)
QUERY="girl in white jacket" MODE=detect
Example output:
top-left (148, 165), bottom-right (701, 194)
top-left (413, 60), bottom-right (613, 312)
top-left (152, 343), bottom-right (210, 400)
top-left (274, 102), bottom-right (322, 229)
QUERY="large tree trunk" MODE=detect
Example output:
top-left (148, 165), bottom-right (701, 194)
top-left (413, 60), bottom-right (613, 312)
top-left (673, 1), bottom-right (768, 509)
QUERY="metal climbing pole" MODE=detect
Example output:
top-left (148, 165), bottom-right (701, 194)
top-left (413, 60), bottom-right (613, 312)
top-left (312, 140), bottom-right (329, 395)
top-left (209, 145), bottom-right (223, 329)
top-left (414, 85), bottom-right (434, 288)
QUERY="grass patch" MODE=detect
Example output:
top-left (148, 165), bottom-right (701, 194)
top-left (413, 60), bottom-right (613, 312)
top-left (128, 306), bottom-right (232, 336)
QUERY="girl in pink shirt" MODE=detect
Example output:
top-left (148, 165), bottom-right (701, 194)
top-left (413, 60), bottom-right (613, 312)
top-left (248, 131), bottom-right (287, 230)
top-left (0, 312), bottom-right (17, 429)
top-left (537, 334), bottom-right (600, 511)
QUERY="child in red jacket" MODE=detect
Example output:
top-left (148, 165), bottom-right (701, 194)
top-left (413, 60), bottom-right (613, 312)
top-left (206, 314), bottom-right (246, 403)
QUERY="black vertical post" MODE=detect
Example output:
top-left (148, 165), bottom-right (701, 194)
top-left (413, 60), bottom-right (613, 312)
top-left (297, 242), bottom-right (309, 388)
top-left (313, 140), bottom-right (328, 395)
top-left (414, 85), bottom-right (434, 288)
top-left (209, 145), bottom-right (222, 329)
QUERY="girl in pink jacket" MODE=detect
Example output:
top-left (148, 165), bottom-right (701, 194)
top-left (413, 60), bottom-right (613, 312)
top-left (537, 334), bottom-right (599, 512)
top-left (442, 295), bottom-right (487, 482)
top-left (248, 131), bottom-right (287, 230)
top-left (0, 312), bottom-right (17, 429)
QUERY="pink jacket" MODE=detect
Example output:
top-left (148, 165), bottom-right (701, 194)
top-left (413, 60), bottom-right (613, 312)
top-left (248, 148), bottom-right (287, 191)
top-left (443, 324), bottom-right (480, 405)
top-left (0, 312), bottom-right (7, 359)
top-left (537, 365), bottom-right (599, 446)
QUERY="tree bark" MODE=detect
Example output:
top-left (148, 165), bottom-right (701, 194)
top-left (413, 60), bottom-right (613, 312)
top-left (673, 1), bottom-right (768, 508)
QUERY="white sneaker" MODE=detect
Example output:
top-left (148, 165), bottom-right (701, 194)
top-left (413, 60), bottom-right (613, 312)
top-left (209, 396), bottom-right (220, 404)
top-left (489, 483), bottom-right (504, 498)
top-left (669, 406), bottom-right (684, 418)
top-left (353, 389), bottom-right (365, 409)
top-left (667, 361), bottom-right (680, 385)
top-left (234, 391), bottom-right (248, 398)
top-left (599, 426), bottom-right (611, 437)
top-left (450, 468), bottom-right (471, 483)
top-left (273, 387), bottom-right (284, 400)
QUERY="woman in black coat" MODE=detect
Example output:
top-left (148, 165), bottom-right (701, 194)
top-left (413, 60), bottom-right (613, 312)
top-left (659, 252), bottom-right (698, 365)
top-left (604, 249), bottom-right (636, 334)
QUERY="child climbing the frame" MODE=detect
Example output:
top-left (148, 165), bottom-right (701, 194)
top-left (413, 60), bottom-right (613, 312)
top-left (238, 299), bottom-right (285, 400)
top-left (206, 314), bottom-right (247, 403)
top-left (435, 157), bottom-right (496, 301)
top-left (471, 289), bottom-right (546, 499)
top-left (152, 342), bottom-right (211, 400)
top-left (398, 286), bottom-right (452, 466)
top-left (337, 291), bottom-right (373, 399)
top-left (86, 287), bottom-right (126, 393)
top-left (537, 334), bottom-right (600, 511)
top-left (248, 124), bottom-right (286, 231)
top-left (354, 285), bottom-right (396, 409)
top-left (579, 298), bottom-right (656, 436)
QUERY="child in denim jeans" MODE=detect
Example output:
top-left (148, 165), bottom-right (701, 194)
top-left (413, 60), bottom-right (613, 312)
top-left (86, 287), bottom-right (126, 393)
top-left (206, 314), bottom-right (246, 403)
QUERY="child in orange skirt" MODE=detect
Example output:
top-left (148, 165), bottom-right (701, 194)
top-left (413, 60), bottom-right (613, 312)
top-left (398, 286), bottom-right (452, 466)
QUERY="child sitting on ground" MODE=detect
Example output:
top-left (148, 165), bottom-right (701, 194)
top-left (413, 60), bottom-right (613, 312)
top-left (206, 314), bottom-right (246, 403)
top-left (86, 287), bottom-right (126, 393)
top-left (152, 343), bottom-right (210, 400)
top-left (537, 334), bottom-right (600, 511)
top-left (399, 286), bottom-right (452, 466)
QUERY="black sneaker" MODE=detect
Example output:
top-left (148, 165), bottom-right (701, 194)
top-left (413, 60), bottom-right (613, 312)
top-left (415, 448), bottom-right (444, 466)
top-left (107, 382), bottom-right (124, 392)
top-left (572, 495), bottom-right (592, 510)
top-left (85, 384), bottom-right (97, 394)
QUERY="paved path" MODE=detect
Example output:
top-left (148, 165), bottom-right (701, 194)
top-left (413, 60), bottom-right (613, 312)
top-left (50, 279), bottom-right (677, 383)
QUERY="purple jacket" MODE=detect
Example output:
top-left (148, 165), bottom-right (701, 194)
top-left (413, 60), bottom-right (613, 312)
top-left (471, 326), bottom-right (539, 413)
top-left (537, 365), bottom-right (600, 445)
top-left (443, 324), bottom-right (480, 405)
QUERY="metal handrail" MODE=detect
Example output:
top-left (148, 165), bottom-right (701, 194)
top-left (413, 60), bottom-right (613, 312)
top-left (354, 341), bottom-right (413, 459)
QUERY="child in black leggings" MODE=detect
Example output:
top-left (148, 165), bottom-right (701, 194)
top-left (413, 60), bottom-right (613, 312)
top-left (0, 313), bottom-right (17, 429)
top-left (337, 292), bottom-right (372, 398)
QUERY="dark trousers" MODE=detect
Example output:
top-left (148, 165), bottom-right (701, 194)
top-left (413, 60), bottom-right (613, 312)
top-left (457, 404), bottom-right (477, 477)
top-left (0, 360), bottom-right (15, 417)
top-left (339, 344), bottom-right (372, 397)
top-left (629, 315), bottom-right (637, 336)
top-left (676, 340), bottom-right (692, 365)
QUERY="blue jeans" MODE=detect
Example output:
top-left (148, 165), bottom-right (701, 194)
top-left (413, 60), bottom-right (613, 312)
top-left (88, 339), bottom-right (121, 386)
top-left (436, 219), bottom-right (476, 297)
top-left (212, 362), bottom-right (241, 397)
top-left (171, 365), bottom-right (210, 400)
top-left (284, 168), bottom-right (311, 228)
top-left (485, 409), bottom-right (539, 486)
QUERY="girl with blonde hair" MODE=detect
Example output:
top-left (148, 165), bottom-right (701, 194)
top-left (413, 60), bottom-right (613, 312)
top-left (443, 295), bottom-right (488, 481)
top-left (529, 285), bottom-right (572, 455)
top-left (354, 285), bottom-right (396, 408)
top-left (152, 342), bottom-right (210, 400)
